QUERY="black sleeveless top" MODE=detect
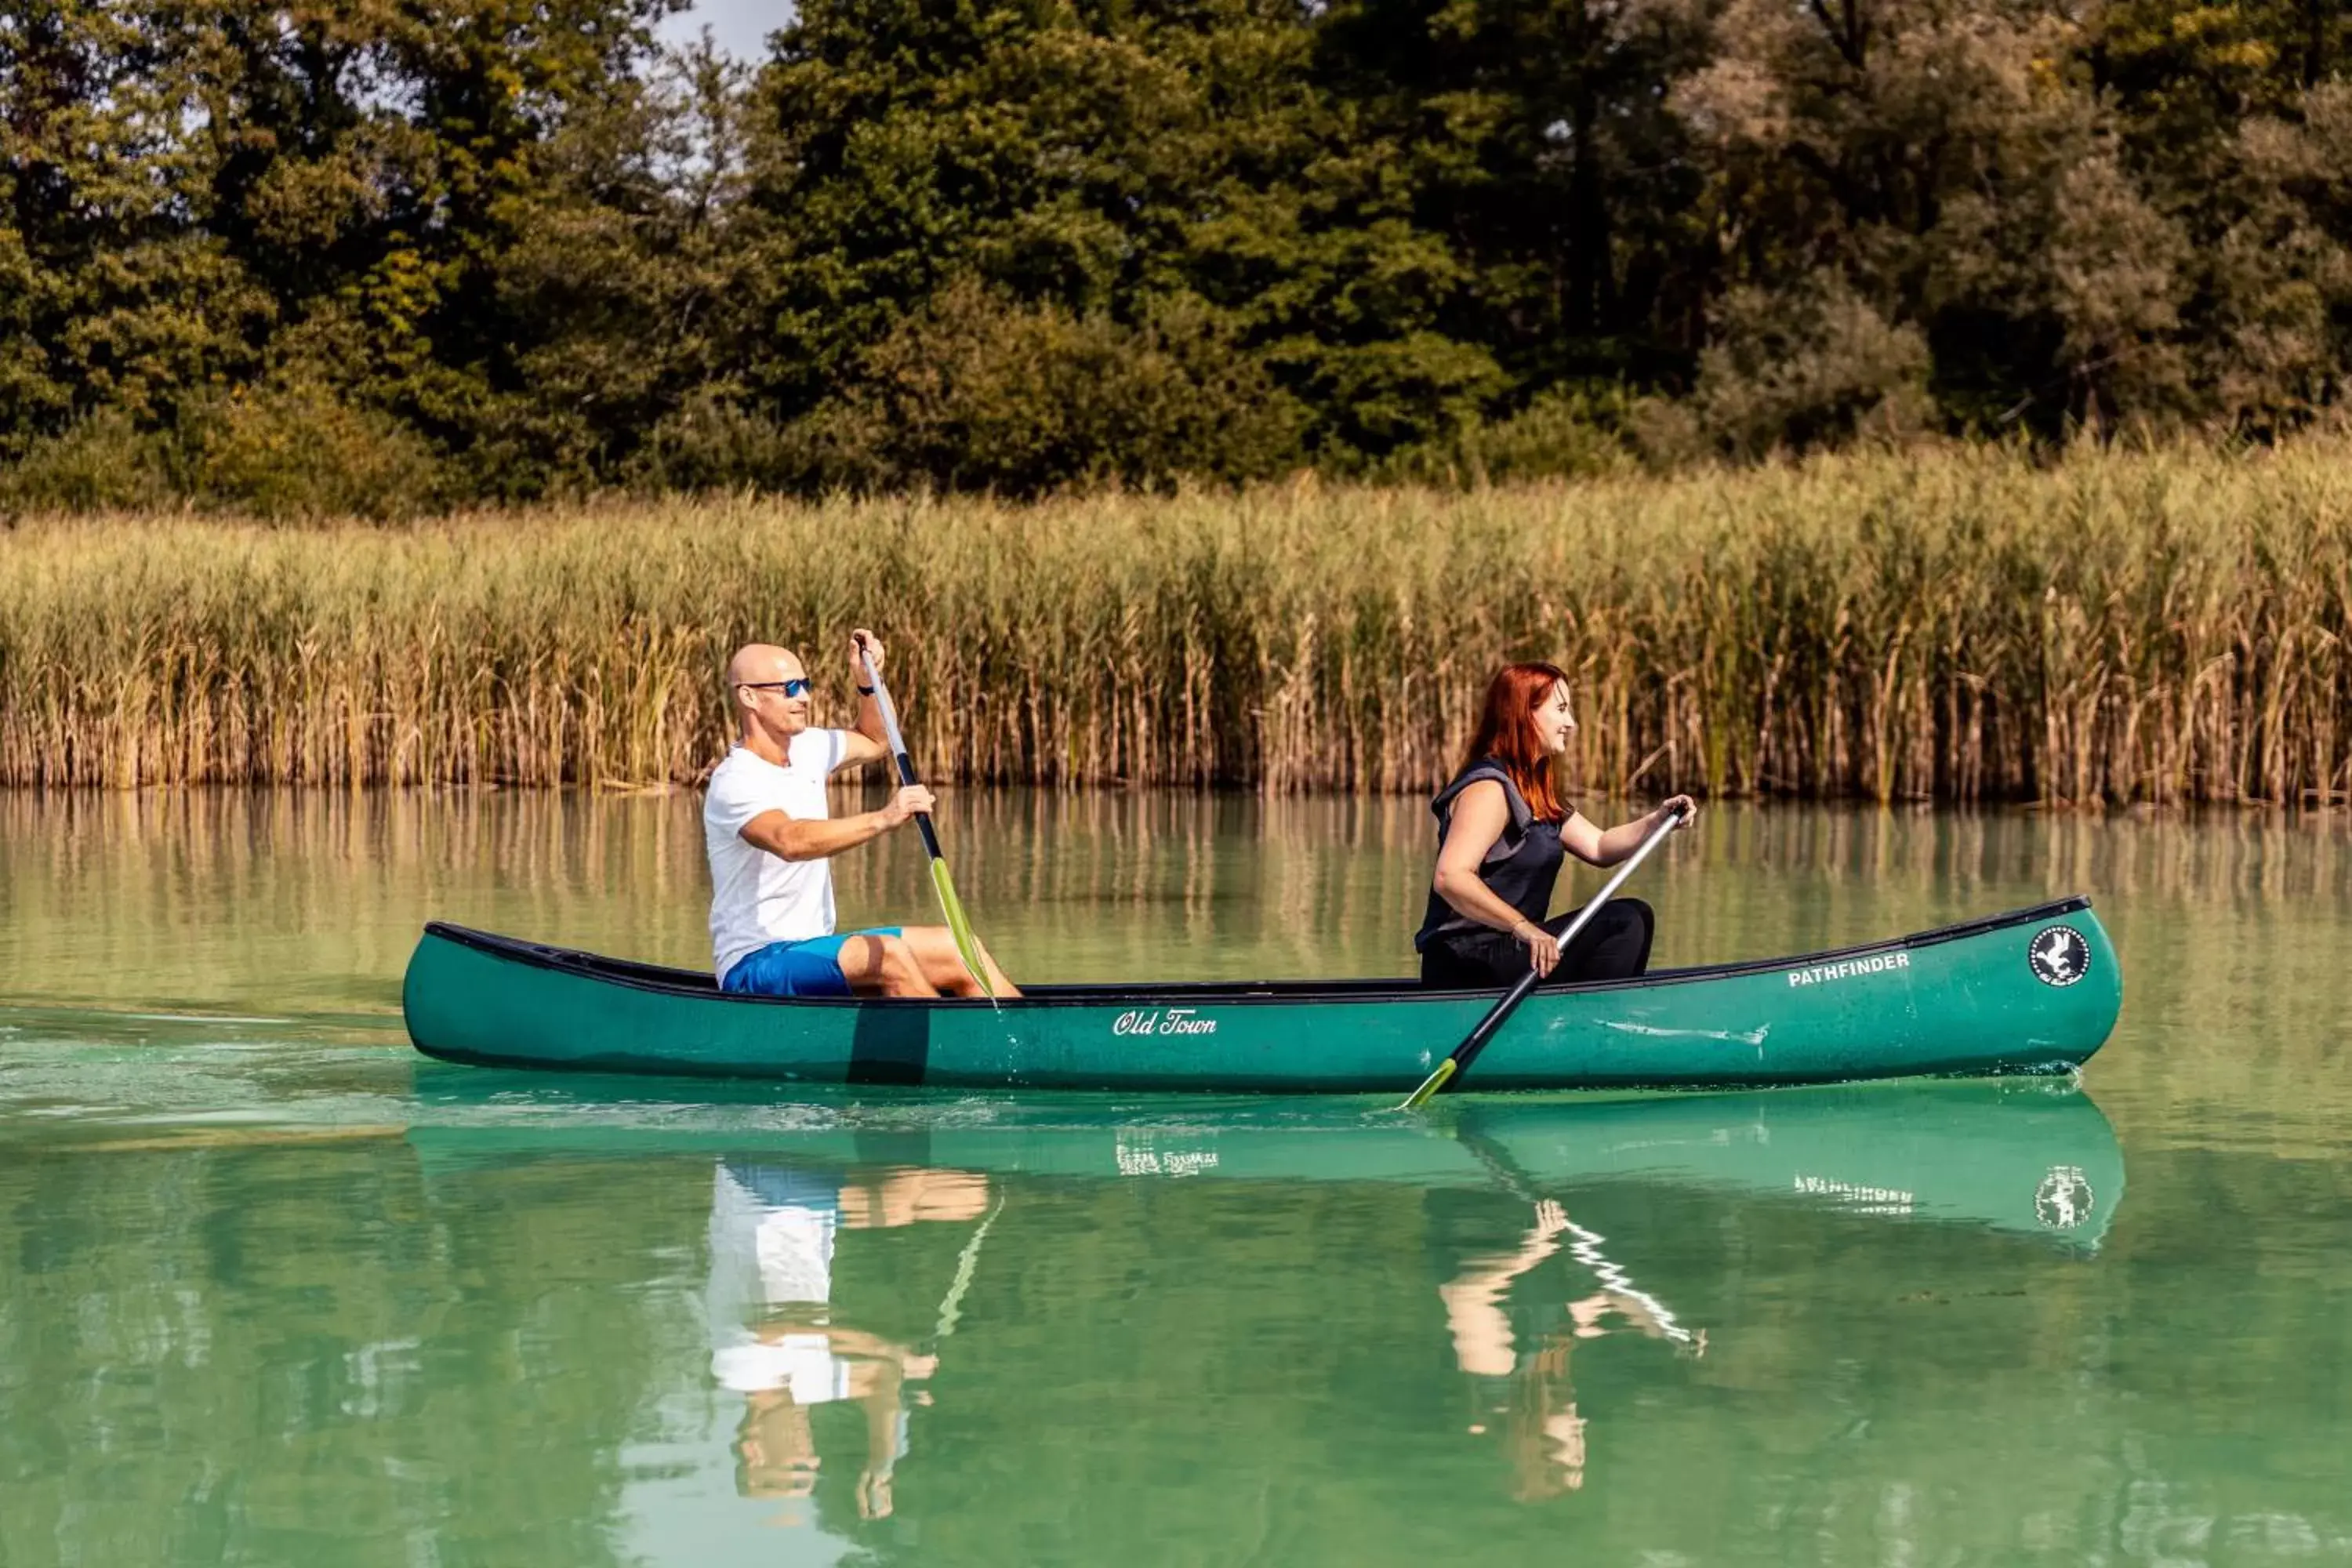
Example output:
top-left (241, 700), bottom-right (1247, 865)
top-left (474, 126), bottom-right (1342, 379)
top-left (1413, 759), bottom-right (1568, 952)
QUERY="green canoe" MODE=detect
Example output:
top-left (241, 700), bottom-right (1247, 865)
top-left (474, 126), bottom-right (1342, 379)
top-left (401, 896), bottom-right (2122, 1092)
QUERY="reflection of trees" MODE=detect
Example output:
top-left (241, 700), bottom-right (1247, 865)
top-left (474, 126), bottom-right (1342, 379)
top-left (0, 1136), bottom-right (682, 1568)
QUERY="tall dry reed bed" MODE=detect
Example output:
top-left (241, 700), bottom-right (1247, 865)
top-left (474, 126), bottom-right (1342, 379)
top-left (4, 442), bottom-right (2349, 802)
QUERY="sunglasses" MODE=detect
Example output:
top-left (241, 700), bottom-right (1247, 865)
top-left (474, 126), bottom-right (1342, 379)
top-left (739, 678), bottom-right (813, 699)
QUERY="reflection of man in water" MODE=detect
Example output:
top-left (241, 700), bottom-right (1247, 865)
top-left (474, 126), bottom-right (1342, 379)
top-left (706, 1160), bottom-right (989, 1521)
top-left (1440, 1198), bottom-right (1700, 1500)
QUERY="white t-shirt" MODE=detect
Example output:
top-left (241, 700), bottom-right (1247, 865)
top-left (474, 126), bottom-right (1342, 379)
top-left (704, 731), bottom-right (850, 979)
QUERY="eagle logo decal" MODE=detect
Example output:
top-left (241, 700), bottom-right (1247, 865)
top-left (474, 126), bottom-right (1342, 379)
top-left (2027, 925), bottom-right (2090, 988)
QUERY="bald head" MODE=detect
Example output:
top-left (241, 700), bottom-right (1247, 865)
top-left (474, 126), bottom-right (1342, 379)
top-left (725, 643), bottom-right (800, 690)
top-left (724, 642), bottom-right (811, 750)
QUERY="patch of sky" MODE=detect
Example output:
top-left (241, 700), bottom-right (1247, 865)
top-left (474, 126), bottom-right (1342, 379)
top-left (659, 0), bottom-right (794, 59)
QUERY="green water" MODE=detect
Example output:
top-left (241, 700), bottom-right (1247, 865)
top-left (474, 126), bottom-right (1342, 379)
top-left (3, 790), bottom-right (2350, 1566)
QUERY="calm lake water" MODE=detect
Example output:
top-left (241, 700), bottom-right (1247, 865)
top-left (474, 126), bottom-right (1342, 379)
top-left (4, 789), bottom-right (2350, 1566)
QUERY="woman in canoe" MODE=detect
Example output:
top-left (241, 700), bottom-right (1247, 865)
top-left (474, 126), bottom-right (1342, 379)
top-left (1416, 662), bottom-right (1695, 988)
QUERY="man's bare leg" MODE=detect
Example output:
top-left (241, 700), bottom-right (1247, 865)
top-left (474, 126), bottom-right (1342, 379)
top-left (836, 934), bottom-right (941, 998)
top-left (899, 925), bottom-right (1022, 997)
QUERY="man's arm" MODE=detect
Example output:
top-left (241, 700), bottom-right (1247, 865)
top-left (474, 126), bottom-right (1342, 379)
top-left (837, 697), bottom-right (890, 768)
top-left (739, 789), bottom-right (927, 862)
top-left (836, 628), bottom-right (892, 769)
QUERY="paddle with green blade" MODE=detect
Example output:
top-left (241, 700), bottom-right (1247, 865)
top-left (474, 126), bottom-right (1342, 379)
top-left (855, 636), bottom-right (996, 1000)
top-left (1400, 800), bottom-right (1689, 1109)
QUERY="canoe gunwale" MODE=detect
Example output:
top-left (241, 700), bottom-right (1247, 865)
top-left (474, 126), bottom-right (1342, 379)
top-left (416, 895), bottom-right (2096, 1011)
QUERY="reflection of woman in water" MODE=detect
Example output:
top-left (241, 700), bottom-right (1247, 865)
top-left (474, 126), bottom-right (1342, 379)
top-left (706, 1160), bottom-right (989, 1521)
top-left (1440, 1198), bottom-right (1700, 1500)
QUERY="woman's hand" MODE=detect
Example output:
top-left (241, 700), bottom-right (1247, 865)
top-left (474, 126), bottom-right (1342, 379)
top-left (1654, 793), bottom-right (1698, 829)
top-left (1514, 919), bottom-right (1562, 978)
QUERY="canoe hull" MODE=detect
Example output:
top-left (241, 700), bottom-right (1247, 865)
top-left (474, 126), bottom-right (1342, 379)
top-left (401, 898), bottom-right (2122, 1093)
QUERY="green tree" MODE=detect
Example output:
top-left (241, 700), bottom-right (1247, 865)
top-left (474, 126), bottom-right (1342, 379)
top-left (2089, 1), bottom-right (2352, 431)
top-left (0, 0), bottom-right (273, 448)
top-left (1671, 0), bottom-right (2209, 436)
top-left (1309, 0), bottom-right (1716, 394)
top-left (739, 0), bottom-right (1502, 476)
top-left (3, 0), bottom-right (685, 501)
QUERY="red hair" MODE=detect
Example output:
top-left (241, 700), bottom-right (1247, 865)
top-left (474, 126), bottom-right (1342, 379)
top-left (1461, 662), bottom-right (1573, 822)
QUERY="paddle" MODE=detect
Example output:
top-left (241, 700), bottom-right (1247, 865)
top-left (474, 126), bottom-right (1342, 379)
top-left (1400, 800), bottom-right (1690, 1109)
top-left (855, 637), bottom-right (995, 999)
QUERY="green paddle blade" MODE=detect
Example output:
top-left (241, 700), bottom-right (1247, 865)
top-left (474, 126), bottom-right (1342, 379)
top-left (1399, 1056), bottom-right (1458, 1110)
top-left (930, 858), bottom-right (995, 998)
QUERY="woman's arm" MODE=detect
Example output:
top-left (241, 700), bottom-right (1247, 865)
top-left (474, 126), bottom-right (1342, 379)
top-left (1432, 780), bottom-right (1566, 977)
top-left (1433, 781), bottom-right (1540, 935)
top-left (1559, 794), bottom-right (1697, 868)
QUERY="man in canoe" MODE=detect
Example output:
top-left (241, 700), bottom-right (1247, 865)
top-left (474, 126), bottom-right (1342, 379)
top-left (1416, 662), bottom-right (1695, 988)
top-left (705, 633), bottom-right (1018, 998)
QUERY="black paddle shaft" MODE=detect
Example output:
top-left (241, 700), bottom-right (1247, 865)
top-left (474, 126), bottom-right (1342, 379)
top-left (1447, 965), bottom-right (1544, 1078)
top-left (856, 636), bottom-right (946, 861)
top-left (890, 747), bottom-right (946, 860)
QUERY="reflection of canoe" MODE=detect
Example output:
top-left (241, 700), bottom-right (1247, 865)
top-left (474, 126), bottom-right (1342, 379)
top-left (403, 1078), bottom-right (2125, 1249)
top-left (402, 898), bottom-right (2122, 1093)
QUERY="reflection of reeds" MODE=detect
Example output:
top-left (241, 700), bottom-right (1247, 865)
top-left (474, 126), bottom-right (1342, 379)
top-left (0, 788), bottom-right (713, 1009)
top-left (5, 441), bottom-right (2350, 800)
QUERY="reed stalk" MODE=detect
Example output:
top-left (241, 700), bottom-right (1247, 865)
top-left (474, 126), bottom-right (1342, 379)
top-left (5, 441), bottom-right (2350, 803)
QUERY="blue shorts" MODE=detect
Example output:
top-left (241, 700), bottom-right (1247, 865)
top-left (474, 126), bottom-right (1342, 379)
top-left (721, 929), bottom-right (902, 998)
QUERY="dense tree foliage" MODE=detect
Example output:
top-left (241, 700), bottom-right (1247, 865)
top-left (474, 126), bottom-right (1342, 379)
top-left (2, 0), bottom-right (2347, 510)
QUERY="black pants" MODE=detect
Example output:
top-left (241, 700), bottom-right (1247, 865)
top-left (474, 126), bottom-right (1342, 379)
top-left (1418, 898), bottom-right (1655, 989)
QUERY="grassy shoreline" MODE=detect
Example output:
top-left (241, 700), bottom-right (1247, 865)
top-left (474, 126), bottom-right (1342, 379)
top-left (5, 442), bottom-right (2350, 803)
